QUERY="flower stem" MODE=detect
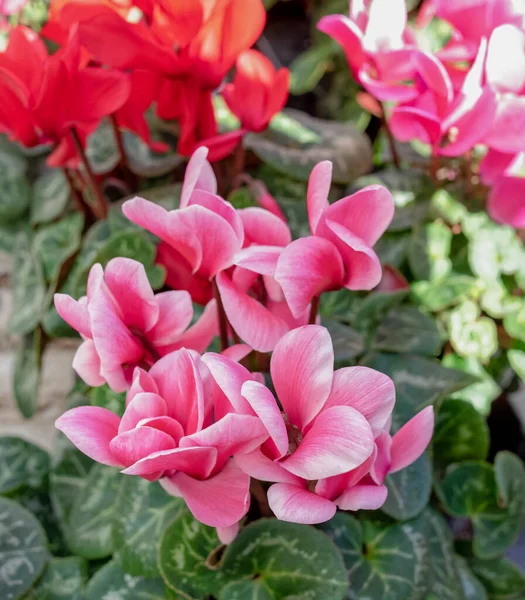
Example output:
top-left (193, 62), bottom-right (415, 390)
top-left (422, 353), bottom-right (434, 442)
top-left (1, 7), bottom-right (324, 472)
top-left (250, 480), bottom-right (272, 517)
top-left (430, 153), bottom-right (440, 184)
top-left (62, 167), bottom-right (89, 218)
top-left (309, 295), bottom-right (320, 324)
top-left (379, 102), bottom-right (400, 169)
top-left (110, 114), bottom-right (128, 168)
top-left (70, 126), bottom-right (108, 220)
top-left (212, 277), bottom-right (229, 352)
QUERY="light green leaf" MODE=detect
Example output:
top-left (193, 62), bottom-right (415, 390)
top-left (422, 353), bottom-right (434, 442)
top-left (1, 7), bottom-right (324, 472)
top-left (409, 222), bottom-right (452, 281)
top-left (438, 461), bottom-right (498, 517)
top-left (433, 399), bottom-right (489, 467)
top-left (320, 512), bottom-right (430, 600)
top-left (374, 307), bottom-right (443, 356)
top-left (13, 329), bottom-right (43, 419)
top-left (86, 119), bottom-right (120, 175)
top-left (8, 234), bottom-right (46, 335)
top-left (90, 385), bottom-right (126, 417)
top-left (472, 452), bottom-right (525, 559)
top-left (124, 133), bottom-right (183, 178)
top-left (480, 280), bottom-right (521, 319)
top-left (219, 519), bottom-right (348, 600)
top-left (66, 464), bottom-right (121, 559)
top-left (508, 349), bottom-right (525, 381)
top-left (30, 557), bottom-right (87, 600)
top-left (448, 301), bottom-right (498, 363)
top-left (0, 437), bottom-right (50, 495)
top-left (86, 560), bottom-right (166, 600)
top-left (431, 189), bottom-right (466, 225)
top-left (289, 41), bottom-right (337, 95)
top-left (504, 301), bottom-right (525, 343)
top-left (113, 478), bottom-right (182, 578)
top-left (0, 497), bottom-right (49, 600)
top-left (411, 275), bottom-right (477, 312)
top-left (159, 507), bottom-right (222, 599)
top-left (382, 454), bottom-right (432, 520)
top-left (468, 556), bottom-right (525, 600)
top-left (31, 171), bottom-right (70, 225)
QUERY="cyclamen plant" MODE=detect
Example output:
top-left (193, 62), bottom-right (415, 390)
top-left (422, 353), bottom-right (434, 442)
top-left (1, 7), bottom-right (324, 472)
top-left (54, 148), bottom-right (434, 538)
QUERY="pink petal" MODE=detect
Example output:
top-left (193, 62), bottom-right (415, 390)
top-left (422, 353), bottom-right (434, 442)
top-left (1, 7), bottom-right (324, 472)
top-left (413, 51), bottom-right (453, 104)
top-left (103, 258), bottom-right (158, 332)
top-left (54, 294), bottom-right (91, 338)
top-left (119, 392), bottom-right (168, 433)
top-left (318, 185), bottom-right (394, 246)
top-left (267, 483), bottom-right (336, 524)
top-left (484, 95), bottom-right (525, 154)
top-left (138, 416), bottom-right (184, 444)
top-left (323, 367), bottom-right (395, 436)
top-left (188, 190), bottom-right (244, 245)
top-left (148, 349), bottom-right (204, 435)
top-left (274, 237), bottom-right (345, 318)
top-left (235, 449), bottom-right (302, 484)
top-left (486, 24), bottom-right (525, 94)
top-left (122, 196), bottom-right (171, 242)
top-left (479, 148), bottom-right (515, 185)
top-left (325, 220), bottom-right (383, 290)
top-left (55, 406), bottom-right (121, 467)
top-left (360, 69), bottom-right (419, 103)
top-left (221, 344), bottom-right (252, 362)
top-left (202, 351), bottom-right (253, 414)
top-left (122, 446), bottom-right (217, 479)
top-left (239, 207), bottom-right (291, 247)
top-left (217, 523), bottom-right (239, 544)
top-left (280, 405), bottom-right (374, 480)
top-left (127, 367), bottom-right (159, 405)
top-left (335, 484), bottom-right (388, 511)
top-left (306, 161), bottom-right (332, 234)
top-left (241, 380), bottom-right (288, 459)
top-left (216, 271), bottom-right (290, 352)
top-left (161, 459), bottom-right (251, 528)
top-left (146, 290), bottom-right (193, 345)
top-left (315, 450), bottom-right (377, 500)
top-left (364, 0), bottom-right (406, 52)
top-left (488, 175), bottom-right (525, 228)
top-left (390, 406), bottom-right (434, 473)
top-left (370, 431), bottom-right (392, 484)
top-left (317, 14), bottom-right (365, 74)
top-left (180, 146), bottom-right (217, 209)
top-left (163, 299), bottom-right (217, 354)
top-left (271, 325), bottom-right (334, 430)
top-left (72, 340), bottom-right (104, 387)
top-left (110, 425), bottom-right (176, 467)
top-left (233, 246), bottom-right (282, 276)
top-left (389, 106), bottom-right (442, 146)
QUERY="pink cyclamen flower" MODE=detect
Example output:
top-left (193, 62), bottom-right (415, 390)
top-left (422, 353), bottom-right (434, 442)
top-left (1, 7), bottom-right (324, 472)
top-left (205, 325), bottom-right (433, 524)
top-left (318, 0), bottom-right (419, 102)
top-left (123, 147), bottom-right (244, 291)
top-left (485, 152), bottom-right (525, 227)
top-left (54, 257), bottom-right (216, 392)
top-left (210, 325), bottom-right (434, 524)
top-left (234, 161), bottom-right (394, 318)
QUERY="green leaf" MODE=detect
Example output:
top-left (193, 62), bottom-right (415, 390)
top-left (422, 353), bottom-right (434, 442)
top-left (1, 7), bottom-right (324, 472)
top-left (320, 512), bottom-right (430, 600)
top-left (375, 232), bottom-right (411, 268)
top-left (389, 201), bottom-right (431, 233)
top-left (86, 119), bottom-right (120, 175)
top-left (433, 399), bottom-right (489, 467)
top-left (509, 349), bottom-right (525, 381)
top-left (246, 109), bottom-right (372, 184)
top-left (438, 461), bottom-right (498, 517)
top-left (411, 275), bottom-right (476, 312)
top-left (8, 234), bottom-right (47, 335)
top-left (13, 329), bottom-right (43, 419)
top-left (504, 301), bottom-right (525, 343)
top-left (431, 189), bottom-right (466, 225)
top-left (324, 319), bottom-right (365, 362)
top-left (0, 497), bottom-right (49, 600)
top-left (0, 437), bottom-right (50, 495)
top-left (86, 560), bottom-right (166, 600)
top-left (409, 222), bottom-right (452, 281)
top-left (30, 557), bottom-right (87, 600)
top-left (468, 226), bottom-right (523, 280)
top-left (289, 41), bottom-right (337, 95)
top-left (361, 353), bottom-right (476, 423)
top-left (0, 221), bottom-right (30, 254)
top-left (90, 385), bottom-right (126, 417)
top-left (66, 464), bottom-right (121, 559)
top-left (419, 509), bottom-right (466, 600)
top-left (382, 454), bottom-right (432, 520)
top-left (480, 280), bottom-right (522, 319)
top-left (448, 301), bottom-right (498, 363)
top-left (353, 290), bottom-right (408, 335)
top-left (374, 307), bottom-right (443, 356)
top-left (468, 557), bottom-right (525, 600)
top-left (113, 478), bottom-right (182, 578)
top-left (159, 507), bottom-right (222, 599)
top-left (472, 452), bottom-right (525, 559)
top-left (0, 173), bottom-right (31, 223)
top-left (124, 133), bottom-right (183, 177)
top-left (31, 171), bottom-right (70, 225)
top-left (219, 519), bottom-right (348, 600)
top-left (33, 213), bottom-right (84, 282)
top-left (442, 354), bottom-right (501, 416)
top-left (456, 556), bottom-right (488, 600)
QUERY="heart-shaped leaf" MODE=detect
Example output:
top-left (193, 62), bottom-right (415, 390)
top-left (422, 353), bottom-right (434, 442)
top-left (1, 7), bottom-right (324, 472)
top-left (29, 557), bottom-right (87, 600)
top-left (0, 436), bottom-right (50, 495)
top-left (13, 329), bottom-right (44, 419)
top-left (86, 560), bottom-right (166, 600)
top-left (468, 556), bottom-right (525, 600)
top-left (31, 171), bottom-right (70, 225)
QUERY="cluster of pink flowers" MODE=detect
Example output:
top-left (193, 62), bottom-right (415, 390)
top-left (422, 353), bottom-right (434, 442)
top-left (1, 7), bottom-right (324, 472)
top-left (319, 0), bottom-right (525, 227)
top-left (55, 148), bottom-right (434, 540)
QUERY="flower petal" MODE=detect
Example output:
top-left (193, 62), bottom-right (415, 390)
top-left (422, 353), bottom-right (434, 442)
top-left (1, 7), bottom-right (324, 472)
top-left (162, 459), bottom-right (251, 528)
top-left (119, 392), bottom-right (168, 433)
top-left (271, 325), bottom-right (334, 430)
top-left (235, 449), bottom-right (302, 484)
top-left (233, 246), bottom-right (282, 276)
top-left (54, 293), bottom-right (91, 338)
top-left (390, 406), bottom-right (434, 473)
top-left (307, 161), bottom-right (332, 234)
top-left (122, 446), bottom-right (217, 480)
top-left (72, 340), bottom-right (104, 387)
top-left (335, 484), bottom-right (388, 511)
top-left (202, 351), bottom-right (253, 413)
top-left (180, 147), bottom-right (217, 208)
top-left (110, 425), bottom-right (176, 468)
top-left (267, 483), bottom-right (336, 524)
top-left (146, 290), bottom-right (193, 345)
top-left (280, 405), bottom-right (374, 480)
top-left (239, 207), bottom-right (291, 247)
top-left (217, 523), bottom-right (239, 544)
top-left (55, 406), bottom-right (121, 467)
top-left (488, 174), bottom-right (525, 228)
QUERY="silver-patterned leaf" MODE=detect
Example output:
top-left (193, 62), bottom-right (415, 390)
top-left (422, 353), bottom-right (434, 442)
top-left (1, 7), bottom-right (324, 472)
top-left (0, 437), bottom-right (50, 495)
top-left (86, 560), bottom-right (166, 600)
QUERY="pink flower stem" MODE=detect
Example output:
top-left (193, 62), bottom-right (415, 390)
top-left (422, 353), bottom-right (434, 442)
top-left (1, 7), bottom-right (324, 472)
top-left (309, 295), bottom-right (320, 324)
top-left (212, 277), bottom-right (229, 352)
top-left (379, 102), bottom-right (400, 169)
top-left (70, 126), bottom-right (108, 220)
top-left (110, 114), bottom-right (128, 168)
